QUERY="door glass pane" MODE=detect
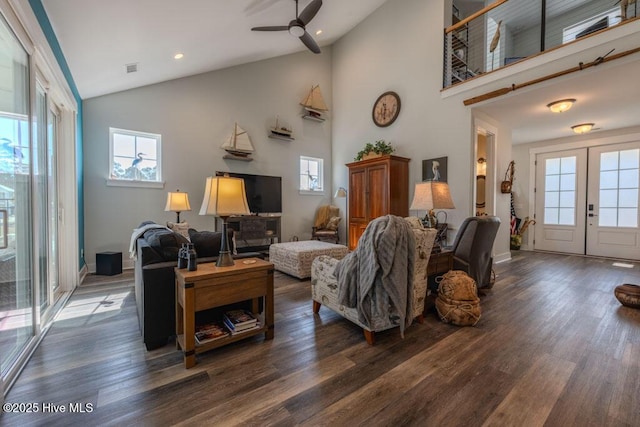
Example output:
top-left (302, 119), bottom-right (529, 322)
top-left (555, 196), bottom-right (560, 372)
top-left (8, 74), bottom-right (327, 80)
top-left (600, 151), bottom-right (619, 170)
top-left (559, 208), bottom-right (575, 225)
top-left (619, 208), bottom-right (638, 228)
top-left (0, 14), bottom-right (33, 377)
top-left (599, 208), bottom-right (617, 226)
top-left (620, 149), bottom-right (639, 169)
top-left (600, 189), bottom-right (618, 208)
top-left (544, 156), bottom-right (576, 226)
top-left (545, 191), bottom-right (559, 207)
top-left (599, 150), bottom-right (640, 227)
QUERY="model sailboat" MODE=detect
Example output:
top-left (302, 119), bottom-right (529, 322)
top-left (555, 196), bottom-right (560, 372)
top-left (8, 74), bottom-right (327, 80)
top-left (269, 116), bottom-right (294, 139)
top-left (221, 123), bottom-right (254, 161)
top-left (300, 85), bottom-right (328, 121)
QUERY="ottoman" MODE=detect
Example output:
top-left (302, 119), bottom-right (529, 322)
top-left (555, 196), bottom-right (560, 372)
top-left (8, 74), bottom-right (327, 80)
top-left (269, 241), bottom-right (349, 279)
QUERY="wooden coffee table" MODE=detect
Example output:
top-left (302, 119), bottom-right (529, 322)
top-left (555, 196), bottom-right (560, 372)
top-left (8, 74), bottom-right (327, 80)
top-left (175, 258), bottom-right (274, 368)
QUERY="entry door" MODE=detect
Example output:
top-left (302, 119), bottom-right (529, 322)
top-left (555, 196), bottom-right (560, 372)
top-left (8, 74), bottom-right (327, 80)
top-left (586, 142), bottom-right (640, 260)
top-left (534, 149), bottom-right (587, 254)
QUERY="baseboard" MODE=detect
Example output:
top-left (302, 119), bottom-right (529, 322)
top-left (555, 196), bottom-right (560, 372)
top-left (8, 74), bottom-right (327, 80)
top-left (79, 264), bottom-right (89, 283)
top-left (494, 251), bottom-right (512, 264)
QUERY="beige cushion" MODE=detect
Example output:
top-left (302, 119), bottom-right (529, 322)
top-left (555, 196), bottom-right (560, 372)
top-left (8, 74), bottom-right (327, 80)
top-left (404, 216), bottom-right (424, 229)
top-left (325, 216), bottom-right (341, 231)
top-left (167, 221), bottom-right (190, 241)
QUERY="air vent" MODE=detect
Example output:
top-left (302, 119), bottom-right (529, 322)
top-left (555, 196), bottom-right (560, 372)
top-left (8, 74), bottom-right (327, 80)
top-left (125, 63), bottom-right (138, 74)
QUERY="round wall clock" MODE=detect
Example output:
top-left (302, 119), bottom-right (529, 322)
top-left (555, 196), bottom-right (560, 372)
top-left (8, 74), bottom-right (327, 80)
top-left (372, 91), bottom-right (401, 127)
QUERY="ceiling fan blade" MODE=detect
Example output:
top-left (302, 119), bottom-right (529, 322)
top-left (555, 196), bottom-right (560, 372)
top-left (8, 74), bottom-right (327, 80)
top-left (299, 31), bottom-right (321, 54)
top-left (298, 0), bottom-right (322, 26)
top-left (251, 25), bottom-right (289, 31)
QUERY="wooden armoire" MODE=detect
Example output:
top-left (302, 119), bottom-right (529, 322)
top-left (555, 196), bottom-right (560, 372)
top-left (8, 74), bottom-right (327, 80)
top-left (346, 155), bottom-right (410, 249)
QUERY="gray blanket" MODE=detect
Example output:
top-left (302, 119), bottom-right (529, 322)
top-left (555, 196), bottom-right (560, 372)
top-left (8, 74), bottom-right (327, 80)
top-left (335, 215), bottom-right (415, 336)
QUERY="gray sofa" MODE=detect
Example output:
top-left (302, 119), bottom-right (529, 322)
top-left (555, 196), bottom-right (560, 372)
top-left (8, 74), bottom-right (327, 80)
top-left (133, 222), bottom-right (262, 350)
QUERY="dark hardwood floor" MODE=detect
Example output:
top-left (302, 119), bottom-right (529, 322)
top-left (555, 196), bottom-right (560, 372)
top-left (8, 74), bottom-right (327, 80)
top-left (2, 251), bottom-right (640, 426)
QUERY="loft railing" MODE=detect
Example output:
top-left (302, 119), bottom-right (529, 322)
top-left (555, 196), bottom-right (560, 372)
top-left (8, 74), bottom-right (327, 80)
top-left (444, 0), bottom-right (638, 88)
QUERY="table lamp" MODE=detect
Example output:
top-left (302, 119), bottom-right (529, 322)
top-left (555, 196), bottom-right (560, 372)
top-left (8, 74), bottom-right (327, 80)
top-left (409, 181), bottom-right (455, 228)
top-left (165, 190), bottom-right (191, 223)
top-left (199, 176), bottom-right (250, 267)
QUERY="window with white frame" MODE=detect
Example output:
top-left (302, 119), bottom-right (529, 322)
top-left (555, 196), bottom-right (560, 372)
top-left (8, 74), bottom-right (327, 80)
top-left (300, 156), bottom-right (323, 192)
top-left (109, 127), bottom-right (162, 184)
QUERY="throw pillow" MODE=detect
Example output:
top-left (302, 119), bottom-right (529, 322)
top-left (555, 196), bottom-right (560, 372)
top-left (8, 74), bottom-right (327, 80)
top-left (167, 221), bottom-right (190, 241)
top-left (325, 216), bottom-right (341, 231)
top-left (188, 229), bottom-right (236, 258)
top-left (145, 229), bottom-right (189, 261)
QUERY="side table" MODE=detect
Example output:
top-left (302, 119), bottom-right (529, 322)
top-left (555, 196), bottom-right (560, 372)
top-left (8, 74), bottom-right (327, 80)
top-left (175, 258), bottom-right (274, 368)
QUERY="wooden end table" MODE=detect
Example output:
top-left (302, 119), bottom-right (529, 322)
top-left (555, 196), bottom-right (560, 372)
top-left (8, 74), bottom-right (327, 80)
top-left (175, 258), bottom-right (274, 368)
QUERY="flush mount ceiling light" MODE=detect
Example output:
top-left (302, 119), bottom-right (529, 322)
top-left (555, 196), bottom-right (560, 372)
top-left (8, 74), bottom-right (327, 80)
top-left (174, 53), bottom-right (184, 60)
top-left (547, 98), bottom-right (576, 113)
top-left (571, 123), bottom-right (594, 134)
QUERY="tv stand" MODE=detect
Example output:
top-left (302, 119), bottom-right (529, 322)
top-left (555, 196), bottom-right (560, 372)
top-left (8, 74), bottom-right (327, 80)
top-left (219, 216), bottom-right (281, 253)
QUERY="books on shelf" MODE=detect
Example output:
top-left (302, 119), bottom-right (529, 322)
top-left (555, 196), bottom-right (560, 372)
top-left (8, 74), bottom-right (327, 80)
top-left (227, 321), bottom-right (261, 336)
top-left (223, 309), bottom-right (257, 331)
top-left (195, 321), bottom-right (229, 345)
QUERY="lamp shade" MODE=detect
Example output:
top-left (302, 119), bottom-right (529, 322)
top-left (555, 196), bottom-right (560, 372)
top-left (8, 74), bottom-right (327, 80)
top-left (334, 187), bottom-right (347, 198)
top-left (410, 181), bottom-right (455, 211)
top-left (164, 191), bottom-right (191, 212)
top-left (199, 176), bottom-right (250, 217)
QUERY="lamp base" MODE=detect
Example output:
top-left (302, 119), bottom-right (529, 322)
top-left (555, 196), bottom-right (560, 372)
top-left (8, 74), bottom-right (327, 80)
top-left (216, 250), bottom-right (235, 267)
top-left (216, 217), bottom-right (235, 267)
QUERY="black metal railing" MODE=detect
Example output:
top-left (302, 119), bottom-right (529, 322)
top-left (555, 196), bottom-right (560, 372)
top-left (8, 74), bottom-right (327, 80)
top-left (444, 0), bottom-right (638, 88)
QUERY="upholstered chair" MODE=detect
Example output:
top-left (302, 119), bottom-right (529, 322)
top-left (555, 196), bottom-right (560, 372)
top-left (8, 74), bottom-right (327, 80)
top-left (311, 216), bottom-right (437, 344)
top-left (448, 216), bottom-right (501, 289)
top-left (311, 205), bottom-right (341, 243)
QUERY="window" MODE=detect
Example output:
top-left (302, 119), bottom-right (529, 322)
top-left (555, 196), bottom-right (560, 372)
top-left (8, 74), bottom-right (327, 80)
top-left (300, 156), bottom-right (323, 193)
top-left (109, 127), bottom-right (162, 186)
top-left (599, 149), bottom-right (639, 228)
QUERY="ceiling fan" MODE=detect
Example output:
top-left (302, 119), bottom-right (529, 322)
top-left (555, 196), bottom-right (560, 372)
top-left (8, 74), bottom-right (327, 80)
top-left (251, 0), bottom-right (323, 54)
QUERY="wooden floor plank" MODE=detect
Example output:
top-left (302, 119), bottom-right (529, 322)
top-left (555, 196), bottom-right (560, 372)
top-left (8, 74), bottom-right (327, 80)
top-left (2, 251), bottom-right (640, 426)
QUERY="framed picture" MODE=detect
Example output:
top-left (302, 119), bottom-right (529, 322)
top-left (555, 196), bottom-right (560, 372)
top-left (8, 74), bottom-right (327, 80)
top-left (422, 157), bottom-right (448, 182)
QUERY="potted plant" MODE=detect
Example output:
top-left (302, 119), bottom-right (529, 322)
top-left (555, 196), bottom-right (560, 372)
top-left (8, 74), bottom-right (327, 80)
top-left (354, 140), bottom-right (395, 161)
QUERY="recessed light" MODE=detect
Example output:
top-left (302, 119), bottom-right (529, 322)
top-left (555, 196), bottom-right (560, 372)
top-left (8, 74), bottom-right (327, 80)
top-left (174, 53), bottom-right (184, 60)
top-left (315, 29), bottom-right (323, 36)
top-left (547, 98), bottom-right (576, 113)
top-left (571, 123), bottom-right (594, 134)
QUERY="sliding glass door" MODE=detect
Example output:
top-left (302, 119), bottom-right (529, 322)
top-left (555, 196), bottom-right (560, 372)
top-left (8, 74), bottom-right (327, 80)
top-left (0, 13), bottom-right (34, 377)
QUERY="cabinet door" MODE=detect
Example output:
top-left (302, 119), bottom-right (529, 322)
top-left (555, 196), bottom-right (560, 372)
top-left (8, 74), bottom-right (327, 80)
top-left (367, 164), bottom-right (389, 220)
top-left (349, 168), bottom-right (367, 221)
top-left (349, 223), bottom-right (367, 250)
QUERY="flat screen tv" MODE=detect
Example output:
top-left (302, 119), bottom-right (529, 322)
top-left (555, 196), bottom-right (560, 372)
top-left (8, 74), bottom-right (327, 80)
top-left (216, 171), bottom-right (282, 215)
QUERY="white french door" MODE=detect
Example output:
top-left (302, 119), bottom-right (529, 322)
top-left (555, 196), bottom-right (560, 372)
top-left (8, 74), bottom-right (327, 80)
top-left (586, 142), bottom-right (640, 259)
top-left (534, 149), bottom-right (587, 254)
top-left (534, 142), bottom-right (640, 260)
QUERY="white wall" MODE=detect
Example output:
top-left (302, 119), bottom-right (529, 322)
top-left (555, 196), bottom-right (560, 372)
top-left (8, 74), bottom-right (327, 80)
top-left (331, 0), bottom-right (511, 260)
top-left (83, 49), bottom-right (333, 271)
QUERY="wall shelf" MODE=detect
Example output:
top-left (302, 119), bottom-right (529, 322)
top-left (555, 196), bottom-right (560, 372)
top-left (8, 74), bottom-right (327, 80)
top-left (302, 114), bottom-right (325, 122)
top-left (268, 134), bottom-right (294, 141)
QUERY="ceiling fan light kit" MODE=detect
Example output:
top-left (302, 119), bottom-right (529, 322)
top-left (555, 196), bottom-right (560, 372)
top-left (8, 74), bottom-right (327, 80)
top-left (252, 0), bottom-right (323, 54)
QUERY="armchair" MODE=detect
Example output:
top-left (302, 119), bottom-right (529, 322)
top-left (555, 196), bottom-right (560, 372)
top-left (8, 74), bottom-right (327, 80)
top-left (311, 216), bottom-right (437, 344)
top-left (449, 216), bottom-right (501, 289)
top-left (311, 205), bottom-right (341, 244)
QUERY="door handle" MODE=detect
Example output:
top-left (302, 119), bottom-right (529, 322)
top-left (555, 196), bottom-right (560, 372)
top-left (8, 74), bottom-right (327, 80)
top-left (588, 213), bottom-right (598, 217)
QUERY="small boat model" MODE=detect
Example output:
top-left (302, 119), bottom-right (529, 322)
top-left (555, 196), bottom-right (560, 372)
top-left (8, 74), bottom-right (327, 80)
top-left (270, 116), bottom-right (293, 138)
top-left (300, 84), bottom-right (328, 120)
top-left (221, 123), bottom-right (254, 161)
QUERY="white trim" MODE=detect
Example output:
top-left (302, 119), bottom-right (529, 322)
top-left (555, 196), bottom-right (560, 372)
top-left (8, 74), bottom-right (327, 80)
top-left (106, 178), bottom-right (165, 189)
